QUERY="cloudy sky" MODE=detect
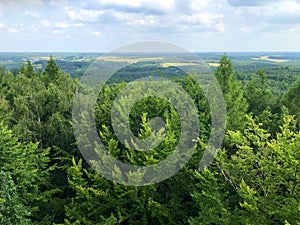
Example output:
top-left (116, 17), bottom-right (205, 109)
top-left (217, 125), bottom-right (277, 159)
top-left (0, 0), bottom-right (299, 52)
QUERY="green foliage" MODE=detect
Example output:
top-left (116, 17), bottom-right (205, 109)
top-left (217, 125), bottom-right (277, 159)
top-left (66, 75), bottom-right (209, 224)
top-left (0, 56), bottom-right (78, 224)
top-left (0, 171), bottom-right (31, 225)
top-left (189, 169), bottom-right (230, 225)
top-left (215, 54), bottom-right (248, 130)
top-left (0, 122), bottom-right (51, 223)
top-left (0, 54), bottom-right (299, 224)
top-left (244, 70), bottom-right (274, 116)
top-left (282, 75), bottom-right (300, 121)
top-left (44, 55), bottom-right (59, 82)
top-left (219, 113), bottom-right (300, 224)
top-left (0, 95), bottom-right (11, 125)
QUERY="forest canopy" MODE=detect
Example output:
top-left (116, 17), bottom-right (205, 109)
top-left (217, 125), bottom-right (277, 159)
top-left (0, 55), bottom-right (299, 224)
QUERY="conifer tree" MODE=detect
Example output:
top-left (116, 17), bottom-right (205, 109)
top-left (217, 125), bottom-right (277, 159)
top-left (0, 122), bottom-right (51, 223)
top-left (25, 60), bottom-right (35, 78)
top-left (0, 171), bottom-right (31, 225)
top-left (244, 70), bottom-right (273, 116)
top-left (282, 76), bottom-right (300, 121)
top-left (43, 55), bottom-right (59, 83)
top-left (218, 113), bottom-right (300, 224)
top-left (215, 54), bottom-right (248, 130)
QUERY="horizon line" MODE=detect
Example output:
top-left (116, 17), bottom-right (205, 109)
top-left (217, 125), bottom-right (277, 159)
top-left (1, 51), bottom-right (300, 53)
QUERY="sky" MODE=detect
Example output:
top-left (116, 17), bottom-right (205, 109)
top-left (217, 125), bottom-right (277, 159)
top-left (0, 0), bottom-right (300, 52)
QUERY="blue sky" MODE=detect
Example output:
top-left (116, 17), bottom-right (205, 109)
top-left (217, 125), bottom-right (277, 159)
top-left (0, 0), bottom-right (300, 52)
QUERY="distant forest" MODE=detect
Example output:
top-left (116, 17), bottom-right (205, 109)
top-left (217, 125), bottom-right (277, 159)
top-left (0, 54), bottom-right (300, 224)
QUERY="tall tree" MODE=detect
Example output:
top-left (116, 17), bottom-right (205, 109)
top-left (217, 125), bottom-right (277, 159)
top-left (215, 54), bottom-right (248, 130)
top-left (0, 171), bottom-right (31, 225)
top-left (282, 76), bottom-right (300, 121)
top-left (24, 60), bottom-right (35, 78)
top-left (0, 122), bottom-right (51, 224)
top-left (43, 55), bottom-right (59, 83)
top-left (244, 69), bottom-right (273, 116)
top-left (2, 58), bottom-right (78, 224)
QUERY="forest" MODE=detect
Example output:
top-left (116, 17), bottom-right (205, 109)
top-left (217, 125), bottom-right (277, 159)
top-left (0, 54), bottom-right (300, 225)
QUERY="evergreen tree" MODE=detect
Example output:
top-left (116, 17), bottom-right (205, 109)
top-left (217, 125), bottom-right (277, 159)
top-left (1, 56), bottom-right (78, 224)
top-left (0, 171), bottom-right (31, 225)
top-left (282, 76), bottom-right (300, 121)
top-left (189, 169), bottom-right (230, 225)
top-left (43, 55), bottom-right (59, 83)
top-left (25, 60), bottom-right (35, 78)
top-left (244, 70), bottom-right (273, 116)
top-left (0, 122), bottom-right (51, 223)
top-left (218, 113), bottom-right (300, 224)
top-left (215, 54), bottom-right (248, 130)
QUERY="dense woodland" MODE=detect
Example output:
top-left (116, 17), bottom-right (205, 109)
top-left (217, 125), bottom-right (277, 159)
top-left (0, 54), bottom-right (299, 224)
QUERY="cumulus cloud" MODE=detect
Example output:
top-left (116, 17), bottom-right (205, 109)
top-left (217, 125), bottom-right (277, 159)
top-left (25, 11), bottom-right (40, 18)
top-left (227, 0), bottom-right (300, 30)
top-left (54, 22), bottom-right (85, 29)
top-left (41, 20), bottom-right (51, 27)
top-left (50, 0), bottom-right (69, 8)
top-left (110, 11), bottom-right (156, 26)
top-left (79, 0), bottom-right (225, 34)
top-left (179, 13), bottom-right (223, 26)
top-left (65, 7), bottom-right (104, 22)
top-left (8, 27), bottom-right (20, 33)
top-left (1, 0), bottom-right (300, 51)
top-left (228, 0), bottom-right (274, 7)
top-left (52, 29), bottom-right (61, 35)
top-left (93, 31), bottom-right (102, 36)
top-left (87, 0), bottom-right (175, 15)
top-left (266, 0), bottom-right (300, 24)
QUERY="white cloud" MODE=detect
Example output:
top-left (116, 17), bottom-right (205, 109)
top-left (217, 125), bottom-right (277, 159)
top-left (0, 0), bottom-right (300, 51)
top-left (190, 0), bottom-right (216, 10)
top-left (266, 0), bottom-right (300, 23)
top-left (224, 0), bottom-right (300, 36)
top-left (93, 31), bottom-right (102, 36)
top-left (52, 29), bottom-right (61, 35)
top-left (54, 22), bottom-right (71, 29)
top-left (111, 11), bottom-right (156, 26)
top-left (97, 0), bottom-right (143, 8)
top-left (227, 0), bottom-right (277, 7)
top-left (92, 0), bottom-right (175, 14)
top-left (41, 20), bottom-right (51, 27)
top-left (30, 25), bottom-right (38, 32)
top-left (25, 11), bottom-right (40, 18)
top-left (54, 22), bottom-right (85, 29)
top-left (103, 0), bottom-right (224, 33)
top-left (50, 0), bottom-right (69, 8)
top-left (239, 25), bottom-right (253, 33)
top-left (179, 13), bottom-right (223, 26)
top-left (65, 7), bottom-right (104, 22)
top-left (215, 22), bottom-right (225, 32)
top-left (8, 27), bottom-right (20, 33)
